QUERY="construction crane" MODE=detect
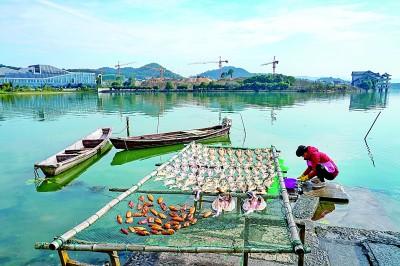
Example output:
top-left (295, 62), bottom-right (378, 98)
top-left (261, 56), bottom-right (279, 74)
top-left (189, 56), bottom-right (229, 79)
top-left (144, 66), bottom-right (166, 80)
top-left (115, 61), bottom-right (136, 76)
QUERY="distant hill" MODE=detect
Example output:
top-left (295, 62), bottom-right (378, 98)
top-left (196, 66), bottom-right (255, 80)
top-left (317, 77), bottom-right (350, 85)
top-left (0, 64), bottom-right (20, 71)
top-left (295, 76), bottom-right (320, 81)
top-left (69, 63), bottom-right (183, 80)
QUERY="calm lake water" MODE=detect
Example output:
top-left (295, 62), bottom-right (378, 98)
top-left (0, 91), bottom-right (399, 265)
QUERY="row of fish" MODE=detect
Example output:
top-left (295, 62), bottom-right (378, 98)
top-left (156, 144), bottom-right (277, 193)
top-left (117, 194), bottom-right (213, 236)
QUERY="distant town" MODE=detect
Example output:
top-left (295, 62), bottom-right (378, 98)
top-left (0, 63), bottom-right (393, 93)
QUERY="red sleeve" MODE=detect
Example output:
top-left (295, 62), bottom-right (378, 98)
top-left (305, 152), bottom-right (321, 178)
top-left (303, 166), bottom-right (311, 176)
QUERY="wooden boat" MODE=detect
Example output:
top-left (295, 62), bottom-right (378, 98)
top-left (110, 118), bottom-right (232, 150)
top-left (34, 128), bottom-right (112, 177)
top-left (36, 143), bottom-right (112, 192)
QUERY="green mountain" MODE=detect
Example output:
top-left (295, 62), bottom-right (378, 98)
top-left (69, 63), bottom-right (183, 80)
top-left (196, 66), bottom-right (255, 79)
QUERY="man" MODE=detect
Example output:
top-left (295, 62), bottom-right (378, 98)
top-left (296, 145), bottom-right (339, 188)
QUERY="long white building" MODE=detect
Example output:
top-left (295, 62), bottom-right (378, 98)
top-left (0, 64), bottom-right (96, 88)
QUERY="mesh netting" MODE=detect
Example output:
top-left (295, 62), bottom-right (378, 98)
top-left (72, 194), bottom-right (292, 252)
top-left (68, 143), bottom-right (294, 253)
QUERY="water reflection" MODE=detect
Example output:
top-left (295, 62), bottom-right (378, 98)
top-left (1, 91), bottom-right (393, 121)
top-left (0, 91), bottom-right (353, 121)
top-left (349, 90), bottom-right (389, 111)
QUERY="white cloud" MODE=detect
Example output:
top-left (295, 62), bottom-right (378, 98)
top-left (0, 1), bottom-right (399, 77)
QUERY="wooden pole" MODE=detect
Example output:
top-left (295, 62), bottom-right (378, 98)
top-left (157, 113), bottom-right (160, 133)
top-left (271, 146), bottom-right (304, 255)
top-left (364, 111), bottom-right (381, 140)
top-left (36, 242), bottom-right (294, 253)
top-left (108, 188), bottom-right (278, 199)
top-left (48, 142), bottom-right (195, 250)
top-left (126, 116), bottom-right (130, 137)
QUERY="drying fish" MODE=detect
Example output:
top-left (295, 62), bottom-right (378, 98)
top-left (157, 197), bottom-right (163, 204)
top-left (211, 193), bottom-right (235, 217)
top-left (172, 216), bottom-right (184, 222)
top-left (136, 230), bottom-right (150, 236)
top-left (154, 218), bottom-right (163, 225)
top-left (164, 223), bottom-right (171, 229)
top-left (158, 213), bottom-right (167, 219)
top-left (162, 229), bottom-right (175, 235)
top-left (142, 206), bottom-right (149, 215)
top-left (126, 217), bottom-right (133, 224)
top-left (138, 195), bottom-right (145, 202)
top-left (116, 215), bottom-right (123, 224)
top-left (120, 228), bottom-right (129, 235)
top-left (132, 212), bottom-right (143, 217)
top-left (128, 201), bottom-right (134, 209)
top-left (190, 218), bottom-right (198, 225)
top-left (143, 202), bottom-right (153, 207)
top-left (242, 191), bottom-right (266, 215)
top-left (147, 194), bottom-right (154, 202)
top-left (183, 221), bottom-right (190, 227)
top-left (189, 206), bottom-right (195, 214)
top-left (126, 211), bottom-right (132, 218)
top-left (202, 210), bottom-right (213, 218)
top-left (160, 202), bottom-right (168, 211)
top-left (147, 216), bottom-right (155, 224)
top-left (137, 203), bottom-right (143, 211)
top-left (151, 224), bottom-right (163, 231)
top-left (131, 226), bottom-right (146, 232)
top-left (151, 229), bottom-right (161, 235)
top-left (150, 208), bottom-right (158, 216)
top-left (169, 205), bottom-right (179, 211)
top-left (173, 224), bottom-right (181, 230)
top-left (138, 219), bottom-right (148, 225)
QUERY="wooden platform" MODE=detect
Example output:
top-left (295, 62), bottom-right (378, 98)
top-left (302, 182), bottom-right (349, 203)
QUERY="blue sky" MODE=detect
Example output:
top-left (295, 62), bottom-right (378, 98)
top-left (0, 0), bottom-right (399, 80)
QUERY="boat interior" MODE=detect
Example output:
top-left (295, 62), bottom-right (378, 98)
top-left (39, 128), bottom-right (111, 165)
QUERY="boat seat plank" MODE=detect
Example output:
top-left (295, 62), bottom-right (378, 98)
top-left (64, 149), bottom-right (85, 154)
top-left (82, 139), bottom-right (102, 148)
top-left (56, 154), bottom-right (79, 163)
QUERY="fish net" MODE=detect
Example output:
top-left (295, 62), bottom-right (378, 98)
top-left (67, 143), bottom-right (296, 254)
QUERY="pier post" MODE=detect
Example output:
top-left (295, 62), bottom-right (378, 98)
top-left (126, 116), bottom-right (130, 137)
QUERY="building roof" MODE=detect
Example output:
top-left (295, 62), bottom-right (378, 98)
top-left (1, 64), bottom-right (94, 79)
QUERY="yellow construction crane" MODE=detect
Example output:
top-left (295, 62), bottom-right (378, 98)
top-left (261, 56), bottom-right (279, 74)
top-left (143, 66), bottom-right (166, 80)
top-left (189, 56), bottom-right (229, 79)
top-left (115, 61), bottom-right (136, 76)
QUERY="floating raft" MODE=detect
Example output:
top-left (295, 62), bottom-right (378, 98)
top-left (35, 142), bottom-right (307, 266)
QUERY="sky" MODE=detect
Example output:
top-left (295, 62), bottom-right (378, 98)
top-left (0, 0), bottom-right (399, 80)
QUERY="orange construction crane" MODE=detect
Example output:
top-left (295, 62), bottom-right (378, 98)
top-left (144, 66), bottom-right (166, 80)
top-left (261, 56), bottom-right (279, 74)
top-left (189, 56), bottom-right (229, 78)
top-left (115, 61), bottom-right (136, 76)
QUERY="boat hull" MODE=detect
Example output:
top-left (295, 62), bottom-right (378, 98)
top-left (35, 128), bottom-right (112, 177)
top-left (110, 125), bottom-right (230, 150)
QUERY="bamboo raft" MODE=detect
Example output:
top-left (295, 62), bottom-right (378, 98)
top-left (35, 142), bottom-right (307, 266)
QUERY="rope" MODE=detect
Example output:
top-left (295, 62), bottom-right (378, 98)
top-left (113, 125), bottom-right (128, 135)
